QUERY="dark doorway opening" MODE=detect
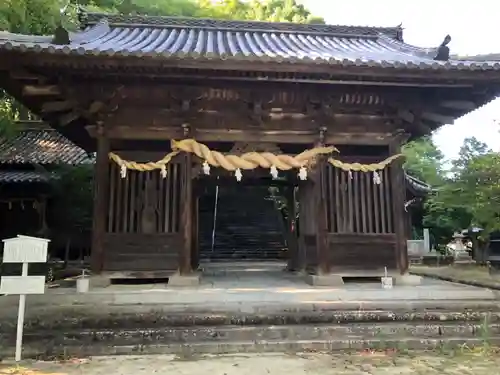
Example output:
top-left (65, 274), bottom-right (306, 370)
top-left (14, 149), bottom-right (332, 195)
top-left (198, 176), bottom-right (289, 262)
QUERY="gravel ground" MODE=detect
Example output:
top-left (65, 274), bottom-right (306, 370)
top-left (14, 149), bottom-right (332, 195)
top-left (1, 351), bottom-right (500, 375)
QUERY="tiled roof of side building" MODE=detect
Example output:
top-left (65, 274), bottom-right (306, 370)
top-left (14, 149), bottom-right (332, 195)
top-left (1, 10), bottom-right (499, 71)
top-left (405, 173), bottom-right (433, 196)
top-left (0, 128), bottom-right (94, 165)
top-left (0, 170), bottom-right (57, 183)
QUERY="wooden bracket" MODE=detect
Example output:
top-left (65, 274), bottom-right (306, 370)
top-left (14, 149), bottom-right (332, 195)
top-left (58, 85), bottom-right (125, 126)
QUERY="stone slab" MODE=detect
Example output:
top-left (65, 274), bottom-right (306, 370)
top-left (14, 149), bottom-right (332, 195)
top-left (394, 274), bottom-right (423, 286)
top-left (168, 273), bottom-right (201, 287)
top-left (304, 274), bottom-right (344, 286)
top-left (89, 275), bottom-right (112, 289)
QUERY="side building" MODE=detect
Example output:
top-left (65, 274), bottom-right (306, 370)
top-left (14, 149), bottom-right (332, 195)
top-left (0, 123), bottom-right (94, 257)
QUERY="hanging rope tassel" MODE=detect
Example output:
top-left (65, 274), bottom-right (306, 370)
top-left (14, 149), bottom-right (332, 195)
top-left (202, 161), bottom-right (211, 175)
top-left (270, 165), bottom-right (278, 179)
top-left (120, 164), bottom-right (127, 178)
top-left (235, 168), bottom-right (243, 181)
top-left (160, 165), bottom-right (167, 178)
top-left (298, 166), bottom-right (308, 180)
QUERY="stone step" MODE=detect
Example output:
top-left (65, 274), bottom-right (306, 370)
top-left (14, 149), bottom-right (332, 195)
top-left (16, 322), bottom-right (500, 345)
top-left (3, 309), bottom-right (499, 332)
top-left (3, 324), bottom-right (500, 359)
top-left (200, 251), bottom-right (285, 257)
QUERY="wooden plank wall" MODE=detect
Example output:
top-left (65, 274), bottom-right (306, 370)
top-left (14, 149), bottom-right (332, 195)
top-left (325, 166), bottom-right (393, 234)
top-left (323, 163), bottom-right (397, 270)
top-left (102, 158), bottom-right (183, 272)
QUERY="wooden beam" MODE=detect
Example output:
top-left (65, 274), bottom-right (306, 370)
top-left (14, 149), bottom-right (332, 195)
top-left (57, 100), bottom-right (108, 126)
top-left (86, 125), bottom-right (396, 145)
top-left (397, 110), bottom-right (415, 124)
top-left (9, 70), bottom-right (43, 81)
top-left (41, 100), bottom-right (77, 113)
top-left (22, 85), bottom-right (60, 96)
top-left (14, 120), bottom-right (52, 130)
top-left (104, 107), bottom-right (395, 127)
top-left (421, 111), bottom-right (455, 125)
top-left (440, 100), bottom-right (476, 111)
top-left (59, 111), bottom-right (81, 126)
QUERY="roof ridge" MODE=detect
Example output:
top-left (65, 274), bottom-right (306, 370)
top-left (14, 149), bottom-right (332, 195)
top-left (79, 10), bottom-right (404, 40)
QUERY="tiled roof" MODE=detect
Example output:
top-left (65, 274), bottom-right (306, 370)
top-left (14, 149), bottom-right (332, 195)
top-left (405, 173), bottom-right (432, 196)
top-left (0, 129), bottom-right (94, 165)
top-left (0, 170), bottom-right (56, 183)
top-left (1, 11), bottom-right (499, 71)
top-left (80, 12), bottom-right (405, 40)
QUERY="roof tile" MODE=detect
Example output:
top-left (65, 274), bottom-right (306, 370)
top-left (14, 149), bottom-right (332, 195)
top-left (0, 129), bottom-right (94, 165)
top-left (405, 173), bottom-right (433, 195)
top-left (1, 12), bottom-right (499, 71)
top-left (0, 170), bottom-right (55, 183)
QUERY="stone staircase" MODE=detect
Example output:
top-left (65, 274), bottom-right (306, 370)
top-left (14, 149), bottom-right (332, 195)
top-left (2, 302), bottom-right (500, 358)
top-left (198, 183), bottom-right (287, 261)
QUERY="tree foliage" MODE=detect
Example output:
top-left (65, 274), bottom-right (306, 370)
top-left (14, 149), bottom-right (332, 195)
top-left (404, 135), bottom-right (500, 260)
top-left (402, 136), bottom-right (445, 187)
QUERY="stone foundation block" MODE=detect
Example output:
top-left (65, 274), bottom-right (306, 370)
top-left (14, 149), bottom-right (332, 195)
top-left (305, 274), bottom-right (344, 286)
top-left (89, 275), bottom-right (112, 289)
top-left (394, 274), bottom-right (422, 286)
top-left (168, 273), bottom-right (201, 287)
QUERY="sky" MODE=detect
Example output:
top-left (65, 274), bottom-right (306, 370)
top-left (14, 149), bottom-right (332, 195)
top-left (300, 0), bottom-right (500, 162)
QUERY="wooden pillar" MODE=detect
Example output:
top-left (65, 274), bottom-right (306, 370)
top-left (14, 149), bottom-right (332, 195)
top-left (286, 186), bottom-right (300, 271)
top-left (389, 140), bottom-right (408, 274)
top-left (191, 193), bottom-right (200, 271)
top-left (180, 125), bottom-right (193, 275)
top-left (91, 123), bottom-right (110, 274)
top-left (296, 183), bottom-right (306, 271)
top-left (315, 128), bottom-right (329, 274)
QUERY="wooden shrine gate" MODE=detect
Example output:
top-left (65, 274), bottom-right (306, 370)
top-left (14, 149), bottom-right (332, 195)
top-left (2, 10), bottom-right (498, 282)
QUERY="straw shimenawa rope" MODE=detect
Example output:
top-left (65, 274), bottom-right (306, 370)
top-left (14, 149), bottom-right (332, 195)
top-left (170, 139), bottom-right (337, 171)
top-left (108, 138), bottom-right (403, 174)
top-left (108, 150), bottom-right (180, 172)
top-left (109, 139), bottom-right (338, 172)
top-left (327, 153), bottom-right (404, 172)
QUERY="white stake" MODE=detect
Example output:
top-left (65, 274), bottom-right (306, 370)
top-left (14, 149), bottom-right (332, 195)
top-left (15, 263), bottom-right (28, 362)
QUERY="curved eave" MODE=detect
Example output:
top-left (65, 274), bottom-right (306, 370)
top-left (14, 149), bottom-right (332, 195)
top-left (405, 173), bottom-right (433, 197)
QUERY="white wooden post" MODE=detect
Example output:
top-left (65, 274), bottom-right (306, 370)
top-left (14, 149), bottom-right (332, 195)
top-left (1, 235), bottom-right (49, 362)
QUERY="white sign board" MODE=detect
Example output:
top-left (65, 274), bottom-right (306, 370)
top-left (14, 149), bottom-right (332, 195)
top-left (0, 276), bottom-right (46, 295)
top-left (2, 236), bottom-right (49, 263)
top-left (1, 234), bottom-right (49, 362)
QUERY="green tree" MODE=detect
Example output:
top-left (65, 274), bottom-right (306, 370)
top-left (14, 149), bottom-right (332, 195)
top-left (450, 152), bottom-right (500, 262)
top-left (452, 136), bottom-right (491, 172)
top-left (402, 136), bottom-right (445, 186)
